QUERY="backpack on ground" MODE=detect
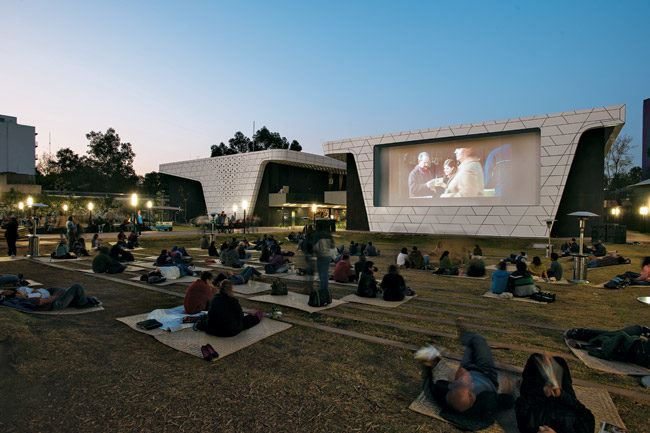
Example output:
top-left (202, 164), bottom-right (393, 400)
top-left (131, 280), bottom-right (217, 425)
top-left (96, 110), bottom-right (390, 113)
top-left (271, 279), bottom-right (287, 296)
top-left (308, 288), bottom-right (332, 307)
top-left (530, 291), bottom-right (556, 303)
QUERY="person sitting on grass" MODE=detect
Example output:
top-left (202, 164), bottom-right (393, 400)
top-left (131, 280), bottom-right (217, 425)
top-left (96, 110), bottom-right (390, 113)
top-left (397, 247), bottom-right (410, 269)
top-left (516, 353), bottom-right (594, 433)
top-left (92, 246), bottom-right (126, 274)
top-left (490, 261), bottom-right (510, 295)
top-left (472, 244), bottom-right (483, 257)
top-left (409, 246), bottom-right (426, 270)
top-left (354, 255), bottom-right (366, 280)
top-left (208, 241), bottom-right (219, 257)
top-left (434, 251), bottom-right (458, 275)
top-left (237, 242), bottom-right (251, 260)
top-left (528, 256), bottom-right (547, 278)
top-left (71, 237), bottom-right (90, 257)
top-left (156, 249), bottom-right (172, 266)
top-left (50, 238), bottom-right (75, 259)
top-left (546, 253), bottom-right (563, 281)
top-left (560, 238), bottom-right (579, 256)
top-left (418, 319), bottom-right (514, 431)
top-left (91, 233), bottom-right (102, 249)
top-left (348, 241), bottom-right (358, 256)
top-left (214, 266), bottom-right (262, 285)
top-left (364, 241), bottom-right (379, 256)
top-left (266, 250), bottom-right (289, 274)
top-left (465, 258), bottom-right (486, 277)
top-left (116, 231), bottom-right (127, 247)
top-left (6, 283), bottom-right (100, 311)
top-left (381, 265), bottom-right (416, 301)
top-left (587, 240), bottom-right (607, 257)
top-left (357, 261), bottom-right (380, 298)
top-left (127, 231), bottom-right (139, 249)
top-left (203, 280), bottom-right (263, 337)
top-left (259, 244), bottom-right (272, 263)
top-left (184, 271), bottom-right (217, 314)
top-left (333, 254), bottom-right (356, 283)
top-left (110, 244), bottom-right (134, 263)
top-left (221, 243), bottom-right (242, 268)
top-left (508, 262), bottom-right (539, 297)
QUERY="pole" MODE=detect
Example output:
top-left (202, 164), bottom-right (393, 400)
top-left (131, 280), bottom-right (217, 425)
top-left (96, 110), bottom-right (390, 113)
top-left (243, 209), bottom-right (246, 235)
top-left (578, 218), bottom-right (585, 256)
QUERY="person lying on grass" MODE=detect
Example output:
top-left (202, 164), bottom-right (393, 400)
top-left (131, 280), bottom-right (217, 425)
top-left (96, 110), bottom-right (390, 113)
top-left (213, 266), bottom-right (262, 285)
top-left (200, 280), bottom-right (263, 337)
top-left (0, 273), bottom-right (26, 286)
top-left (2, 283), bottom-right (100, 311)
top-left (418, 319), bottom-right (515, 431)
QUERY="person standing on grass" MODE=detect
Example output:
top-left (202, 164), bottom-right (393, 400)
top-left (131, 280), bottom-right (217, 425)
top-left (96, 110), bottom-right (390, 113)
top-left (4, 217), bottom-right (18, 257)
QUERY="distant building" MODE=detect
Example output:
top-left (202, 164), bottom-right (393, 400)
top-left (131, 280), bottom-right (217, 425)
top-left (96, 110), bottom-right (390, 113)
top-left (0, 114), bottom-right (41, 194)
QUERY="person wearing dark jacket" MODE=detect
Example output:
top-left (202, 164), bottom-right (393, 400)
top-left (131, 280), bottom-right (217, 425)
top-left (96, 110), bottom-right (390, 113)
top-left (205, 280), bottom-right (263, 337)
top-left (357, 261), bottom-right (379, 298)
top-left (565, 325), bottom-right (650, 368)
top-left (380, 265), bottom-right (407, 301)
top-left (208, 241), bottom-right (219, 257)
top-left (516, 353), bottom-right (594, 433)
top-left (4, 217), bottom-right (18, 256)
top-left (354, 256), bottom-right (366, 280)
top-left (421, 321), bottom-right (514, 431)
top-left (92, 247), bottom-right (126, 274)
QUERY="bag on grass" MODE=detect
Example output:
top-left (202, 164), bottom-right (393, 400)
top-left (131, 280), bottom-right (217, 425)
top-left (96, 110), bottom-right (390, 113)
top-left (271, 279), bottom-right (288, 296)
top-left (308, 288), bottom-right (332, 307)
top-left (530, 291), bottom-right (556, 303)
top-left (136, 319), bottom-right (163, 330)
top-left (265, 264), bottom-right (276, 274)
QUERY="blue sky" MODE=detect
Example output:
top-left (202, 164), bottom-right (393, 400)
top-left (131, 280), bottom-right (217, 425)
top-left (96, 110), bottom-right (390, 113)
top-left (2, 0), bottom-right (649, 174)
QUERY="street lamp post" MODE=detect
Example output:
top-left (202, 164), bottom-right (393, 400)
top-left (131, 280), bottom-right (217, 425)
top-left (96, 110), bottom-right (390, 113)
top-left (641, 206), bottom-right (649, 233)
top-left (146, 201), bottom-right (153, 230)
top-left (18, 202), bottom-right (24, 223)
top-left (232, 204), bottom-right (238, 232)
top-left (311, 204), bottom-right (317, 226)
top-left (131, 193), bottom-right (139, 235)
top-left (242, 200), bottom-right (248, 235)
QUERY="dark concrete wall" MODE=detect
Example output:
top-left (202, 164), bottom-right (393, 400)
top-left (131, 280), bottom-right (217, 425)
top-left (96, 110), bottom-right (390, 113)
top-left (552, 127), bottom-right (613, 237)
top-left (346, 153), bottom-right (370, 231)
top-left (165, 174), bottom-right (207, 221)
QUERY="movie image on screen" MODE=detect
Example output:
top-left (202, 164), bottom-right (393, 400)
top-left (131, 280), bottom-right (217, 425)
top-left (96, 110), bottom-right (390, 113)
top-left (375, 131), bottom-right (540, 207)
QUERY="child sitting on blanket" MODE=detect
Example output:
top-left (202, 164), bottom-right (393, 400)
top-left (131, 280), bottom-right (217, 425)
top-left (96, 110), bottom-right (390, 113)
top-left (516, 353), bottom-right (594, 433)
top-left (203, 280), bottom-right (263, 337)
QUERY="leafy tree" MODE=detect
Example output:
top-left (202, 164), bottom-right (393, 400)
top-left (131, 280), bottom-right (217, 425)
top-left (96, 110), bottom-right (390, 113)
top-left (605, 134), bottom-right (634, 189)
top-left (86, 128), bottom-right (138, 191)
top-left (141, 171), bottom-right (169, 195)
top-left (210, 127), bottom-right (301, 157)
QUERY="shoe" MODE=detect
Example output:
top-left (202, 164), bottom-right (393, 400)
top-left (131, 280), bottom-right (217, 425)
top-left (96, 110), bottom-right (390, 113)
top-left (205, 344), bottom-right (218, 360)
top-left (253, 309), bottom-right (264, 321)
top-left (201, 345), bottom-right (213, 361)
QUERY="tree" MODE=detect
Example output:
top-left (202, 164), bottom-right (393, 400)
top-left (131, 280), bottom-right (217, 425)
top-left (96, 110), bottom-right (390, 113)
top-left (86, 128), bottom-right (138, 192)
top-left (605, 134), bottom-right (634, 189)
top-left (210, 127), bottom-right (301, 157)
top-left (141, 171), bottom-right (169, 195)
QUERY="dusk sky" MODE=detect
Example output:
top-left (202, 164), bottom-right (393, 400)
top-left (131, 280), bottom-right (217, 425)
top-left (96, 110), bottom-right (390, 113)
top-left (2, 1), bottom-right (649, 175)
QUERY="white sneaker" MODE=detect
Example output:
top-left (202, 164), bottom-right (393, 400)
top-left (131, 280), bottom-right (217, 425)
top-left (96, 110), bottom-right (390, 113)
top-left (414, 345), bottom-right (441, 362)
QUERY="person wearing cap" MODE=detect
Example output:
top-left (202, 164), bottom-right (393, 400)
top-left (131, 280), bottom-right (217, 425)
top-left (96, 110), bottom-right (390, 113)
top-left (443, 147), bottom-right (485, 197)
top-left (408, 152), bottom-right (436, 197)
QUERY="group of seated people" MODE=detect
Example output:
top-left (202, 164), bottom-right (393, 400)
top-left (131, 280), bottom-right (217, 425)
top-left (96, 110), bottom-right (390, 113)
top-left (396, 247), bottom-right (429, 270)
top-left (419, 319), bottom-right (597, 433)
top-left (354, 262), bottom-right (416, 301)
top-left (116, 231), bottom-right (139, 249)
top-left (490, 253), bottom-right (563, 297)
top-left (92, 243), bottom-right (138, 274)
top-left (50, 236), bottom-right (90, 259)
top-left (183, 271), bottom-right (263, 337)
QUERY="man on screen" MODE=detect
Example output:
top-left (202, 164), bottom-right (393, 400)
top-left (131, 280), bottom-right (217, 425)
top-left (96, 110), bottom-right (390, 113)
top-left (443, 147), bottom-right (484, 197)
top-left (408, 152), bottom-right (436, 197)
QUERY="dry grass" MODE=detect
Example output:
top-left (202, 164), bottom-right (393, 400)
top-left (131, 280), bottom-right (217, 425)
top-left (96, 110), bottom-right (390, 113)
top-left (1, 231), bottom-right (649, 432)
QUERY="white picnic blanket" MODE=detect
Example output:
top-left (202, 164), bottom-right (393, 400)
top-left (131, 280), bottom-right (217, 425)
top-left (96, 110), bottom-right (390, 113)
top-left (146, 305), bottom-right (205, 332)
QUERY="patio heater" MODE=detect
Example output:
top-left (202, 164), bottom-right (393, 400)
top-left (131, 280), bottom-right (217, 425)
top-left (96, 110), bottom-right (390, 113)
top-left (567, 211), bottom-right (598, 284)
top-left (544, 219), bottom-right (556, 258)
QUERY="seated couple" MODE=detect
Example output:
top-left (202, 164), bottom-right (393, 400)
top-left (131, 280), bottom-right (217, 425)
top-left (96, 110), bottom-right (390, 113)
top-left (1, 283), bottom-right (101, 311)
top-left (184, 269), bottom-right (262, 314)
top-left (264, 251), bottom-right (291, 274)
top-left (490, 262), bottom-right (539, 298)
top-left (92, 247), bottom-right (127, 274)
top-left (184, 273), bottom-right (262, 337)
top-left (397, 247), bottom-right (428, 270)
top-left (418, 320), bottom-right (594, 433)
top-left (357, 263), bottom-right (415, 301)
top-left (50, 239), bottom-right (77, 260)
top-left (526, 255), bottom-right (563, 280)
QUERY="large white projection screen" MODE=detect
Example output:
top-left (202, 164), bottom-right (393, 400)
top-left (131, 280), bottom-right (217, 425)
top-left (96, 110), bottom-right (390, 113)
top-left (375, 131), bottom-right (540, 207)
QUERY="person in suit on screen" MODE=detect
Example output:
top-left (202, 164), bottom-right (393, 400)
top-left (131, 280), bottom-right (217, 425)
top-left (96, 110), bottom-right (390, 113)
top-left (408, 152), bottom-right (436, 197)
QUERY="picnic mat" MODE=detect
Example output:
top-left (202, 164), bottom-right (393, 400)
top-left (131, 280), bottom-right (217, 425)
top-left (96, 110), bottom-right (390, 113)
top-left (0, 257), bottom-right (25, 262)
top-left (409, 359), bottom-right (626, 432)
top-left (340, 294), bottom-right (416, 308)
top-left (482, 292), bottom-right (547, 305)
top-left (248, 291), bottom-right (347, 313)
top-left (565, 339), bottom-right (650, 376)
top-left (434, 273), bottom-right (489, 280)
top-left (486, 264), bottom-right (516, 272)
top-left (2, 304), bottom-right (105, 315)
top-left (118, 313), bottom-right (292, 360)
top-left (533, 276), bottom-right (570, 285)
top-left (234, 281), bottom-right (272, 295)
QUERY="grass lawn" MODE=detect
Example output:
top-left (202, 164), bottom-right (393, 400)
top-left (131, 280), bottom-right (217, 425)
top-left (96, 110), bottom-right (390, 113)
top-left (1, 230), bottom-right (648, 432)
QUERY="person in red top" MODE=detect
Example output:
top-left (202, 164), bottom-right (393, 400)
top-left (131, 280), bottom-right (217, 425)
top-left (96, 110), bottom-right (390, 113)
top-left (183, 272), bottom-right (216, 314)
top-left (333, 254), bottom-right (356, 283)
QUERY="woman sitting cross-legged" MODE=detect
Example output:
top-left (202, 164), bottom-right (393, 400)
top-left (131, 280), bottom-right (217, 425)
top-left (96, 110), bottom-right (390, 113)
top-left (204, 280), bottom-right (263, 337)
top-left (380, 265), bottom-right (416, 301)
top-left (357, 261), bottom-right (380, 298)
top-left (434, 250), bottom-right (458, 275)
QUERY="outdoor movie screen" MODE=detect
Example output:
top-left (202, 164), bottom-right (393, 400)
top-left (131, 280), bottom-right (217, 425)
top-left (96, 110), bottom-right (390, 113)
top-left (374, 130), bottom-right (540, 207)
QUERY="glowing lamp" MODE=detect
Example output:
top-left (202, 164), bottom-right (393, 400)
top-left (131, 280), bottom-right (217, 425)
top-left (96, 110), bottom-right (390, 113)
top-left (233, 204), bottom-right (238, 213)
top-left (146, 201), bottom-right (153, 209)
top-left (242, 199), bottom-right (248, 211)
top-left (641, 206), bottom-right (649, 216)
top-left (610, 207), bottom-right (620, 216)
top-left (18, 202), bottom-right (24, 210)
top-left (130, 193), bottom-right (138, 207)
top-left (26, 196), bottom-right (33, 207)
top-left (311, 204), bottom-right (317, 213)
top-left (63, 204), bottom-right (68, 212)
top-left (87, 202), bottom-right (94, 211)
